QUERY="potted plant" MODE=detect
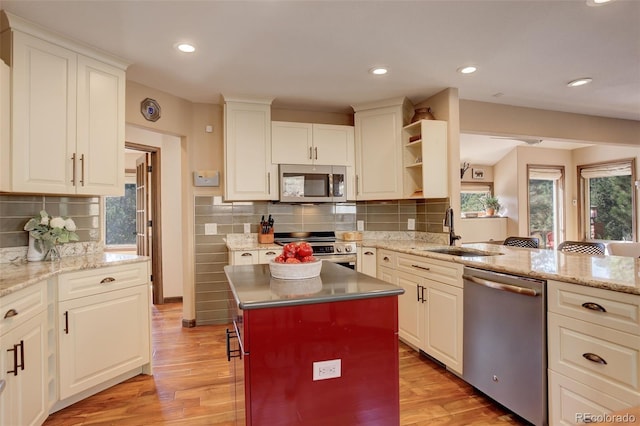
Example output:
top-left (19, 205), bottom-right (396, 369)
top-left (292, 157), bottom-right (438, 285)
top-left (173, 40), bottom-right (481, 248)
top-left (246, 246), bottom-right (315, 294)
top-left (481, 195), bottom-right (501, 216)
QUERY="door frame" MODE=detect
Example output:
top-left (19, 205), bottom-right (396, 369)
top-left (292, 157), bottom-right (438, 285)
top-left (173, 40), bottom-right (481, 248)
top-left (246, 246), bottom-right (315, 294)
top-left (127, 142), bottom-right (164, 304)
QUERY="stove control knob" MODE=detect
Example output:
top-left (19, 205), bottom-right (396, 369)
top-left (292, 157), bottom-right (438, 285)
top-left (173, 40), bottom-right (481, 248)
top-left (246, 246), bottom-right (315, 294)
top-left (345, 246), bottom-right (352, 252)
top-left (336, 247), bottom-right (342, 253)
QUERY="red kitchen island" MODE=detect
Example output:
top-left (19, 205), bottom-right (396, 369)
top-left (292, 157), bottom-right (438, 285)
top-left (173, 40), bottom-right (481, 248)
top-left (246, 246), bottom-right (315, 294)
top-left (224, 261), bottom-right (404, 426)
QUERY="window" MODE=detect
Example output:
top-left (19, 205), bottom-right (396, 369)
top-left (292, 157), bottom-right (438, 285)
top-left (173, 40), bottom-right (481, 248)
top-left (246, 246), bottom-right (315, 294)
top-left (104, 174), bottom-right (137, 248)
top-left (460, 182), bottom-right (492, 214)
top-left (528, 166), bottom-right (564, 249)
top-left (579, 159), bottom-right (635, 241)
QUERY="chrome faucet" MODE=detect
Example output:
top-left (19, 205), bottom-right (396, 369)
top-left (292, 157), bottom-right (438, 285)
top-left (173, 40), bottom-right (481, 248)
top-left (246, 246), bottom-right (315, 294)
top-left (444, 207), bottom-right (461, 246)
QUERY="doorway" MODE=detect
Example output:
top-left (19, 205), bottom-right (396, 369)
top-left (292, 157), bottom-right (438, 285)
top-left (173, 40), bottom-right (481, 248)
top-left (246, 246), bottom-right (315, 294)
top-left (527, 165), bottom-right (565, 249)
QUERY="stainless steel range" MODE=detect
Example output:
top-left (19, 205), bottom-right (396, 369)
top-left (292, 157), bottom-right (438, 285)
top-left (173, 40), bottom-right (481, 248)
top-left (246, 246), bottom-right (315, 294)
top-left (274, 231), bottom-right (357, 269)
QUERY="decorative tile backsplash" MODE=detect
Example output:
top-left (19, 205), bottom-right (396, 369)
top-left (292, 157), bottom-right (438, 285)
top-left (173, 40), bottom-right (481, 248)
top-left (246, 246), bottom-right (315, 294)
top-left (0, 194), bottom-right (101, 249)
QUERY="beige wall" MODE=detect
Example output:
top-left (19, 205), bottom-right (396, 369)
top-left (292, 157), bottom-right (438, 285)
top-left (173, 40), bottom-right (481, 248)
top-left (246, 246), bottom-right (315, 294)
top-left (461, 164), bottom-right (494, 183)
top-left (460, 100), bottom-right (640, 146)
top-left (494, 149), bottom-right (519, 236)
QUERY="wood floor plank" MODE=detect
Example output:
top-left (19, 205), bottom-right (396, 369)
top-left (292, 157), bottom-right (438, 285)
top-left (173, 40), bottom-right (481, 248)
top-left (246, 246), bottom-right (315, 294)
top-left (44, 303), bottom-right (526, 425)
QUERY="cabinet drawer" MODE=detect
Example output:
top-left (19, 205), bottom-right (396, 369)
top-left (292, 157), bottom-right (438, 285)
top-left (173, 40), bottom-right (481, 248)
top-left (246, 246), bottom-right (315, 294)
top-left (377, 250), bottom-right (397, 268)
top-left (548, 312), bottom-right (640, 401)
top-left (548, 370), bottom-right (638, 426)
top-left (258, 249), bottom-right (279, 264)
top-left (548, 280), bottom-right (640, 335)
top-left (232, 250), bottom-right (259, 265)
top-left (58, 262), bottom-right (149, 301)
top-left (396, 253), bottom-right (462, 287)
top-left (0, 280), bottom-right (47, 335)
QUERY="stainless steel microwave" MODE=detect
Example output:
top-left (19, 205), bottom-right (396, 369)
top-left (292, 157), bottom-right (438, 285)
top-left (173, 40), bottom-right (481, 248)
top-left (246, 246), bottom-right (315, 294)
top-left (279, 164), bottom-right (347, 203)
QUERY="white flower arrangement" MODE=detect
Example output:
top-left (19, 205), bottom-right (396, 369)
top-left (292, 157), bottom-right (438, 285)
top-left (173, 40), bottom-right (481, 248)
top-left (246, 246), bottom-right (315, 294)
top-left (24, 210), bottom-right (79, 253)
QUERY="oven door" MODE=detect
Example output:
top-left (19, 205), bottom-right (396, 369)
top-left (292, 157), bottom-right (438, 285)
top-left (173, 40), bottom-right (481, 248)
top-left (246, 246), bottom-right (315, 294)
top-left (317, 254), bottom-right (357, 270)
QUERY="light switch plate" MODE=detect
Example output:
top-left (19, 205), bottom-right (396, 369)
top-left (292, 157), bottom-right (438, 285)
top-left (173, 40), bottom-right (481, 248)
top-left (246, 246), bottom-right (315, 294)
top-left (407, 218), bottom-right (415, 230)
top-left (357, 220), bottom-right (364, 231)
top-left (205, 223), bottom-right (217, 235)
top-left (244, 223), bottom-right (251, 233)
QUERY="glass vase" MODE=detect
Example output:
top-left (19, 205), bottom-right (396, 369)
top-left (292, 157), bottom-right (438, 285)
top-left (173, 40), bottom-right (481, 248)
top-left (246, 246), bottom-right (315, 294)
top-left (27, 234), bottom-right (45, 261)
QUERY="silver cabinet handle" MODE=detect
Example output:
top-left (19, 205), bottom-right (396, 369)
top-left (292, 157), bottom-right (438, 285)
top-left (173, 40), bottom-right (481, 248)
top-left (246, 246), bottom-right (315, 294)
top-left (463, 275), bottom-right (539, 297)
top-left (411, 264), bottom-right (431, 272)
top-left (79, 154), bottom-right (85, 186)
top-left (309, 147), bottom-right (313, 160)
top-left (267, 172), bottom-right (271, 194)
top-left (100, 277), bottom-right (116, 284)
top-left (355, 175), bottom-right (359, 195)
top-left (314, 147), bottom-right (318, 160)
top-left (71, 153), bottom-right (77, 185)
top-left (241, 252), bottom-right (253, 257)
top-left (4, 308), bottom-right (18, 319)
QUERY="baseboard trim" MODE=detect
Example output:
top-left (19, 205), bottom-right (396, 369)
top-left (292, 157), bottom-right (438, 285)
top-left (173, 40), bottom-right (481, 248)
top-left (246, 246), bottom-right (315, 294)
top-left (163, 296), bottom-right (183, 304)
top-left (182, 318), bottom-right (196, 328)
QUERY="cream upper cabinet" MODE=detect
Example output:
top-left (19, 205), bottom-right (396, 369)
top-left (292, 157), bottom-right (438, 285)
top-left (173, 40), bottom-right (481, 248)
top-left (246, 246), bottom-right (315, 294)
top-left (223, 97), bottom-right (277, 201)
top-left (271, 121), bottom-right (354, 166)
top-left (402, 120), bottom-right (448, 199)
top-left (0, 14), bottom-right (127, 195)
top-left (353, 98), bottom-right (412, 200)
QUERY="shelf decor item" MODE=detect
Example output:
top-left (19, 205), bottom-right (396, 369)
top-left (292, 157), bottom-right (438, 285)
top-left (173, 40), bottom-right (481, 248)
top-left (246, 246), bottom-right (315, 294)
top-left (410, 107), bottom-right (436, 123)
top-left (24, 210), bottom-right (79, 261)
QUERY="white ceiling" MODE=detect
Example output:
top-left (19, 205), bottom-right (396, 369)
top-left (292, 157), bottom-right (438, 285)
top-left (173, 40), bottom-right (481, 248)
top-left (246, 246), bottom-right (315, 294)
top-left (1, 0), bottom-right (639, 121)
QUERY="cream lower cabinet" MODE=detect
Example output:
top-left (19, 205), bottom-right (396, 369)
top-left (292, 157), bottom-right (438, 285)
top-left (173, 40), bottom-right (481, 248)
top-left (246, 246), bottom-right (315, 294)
top-left (1, 16), bottom-right (127, 195)
top-left (229, 249), bottom-right (280, 265)
top-left (547, 280), bottom-right (640, 425)
top-left (57, 262), bottom-right (151, 402)
top-left (357, 247), bottom-right (377, 277)
top-left (0, 280), bottom-right (48, 426)
top-left (376, 249), bottom-right (464, 374)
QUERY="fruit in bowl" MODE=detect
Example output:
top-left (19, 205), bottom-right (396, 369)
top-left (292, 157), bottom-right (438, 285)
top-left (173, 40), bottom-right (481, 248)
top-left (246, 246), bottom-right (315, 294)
top-left (270, 242), bottom-right (322, 279)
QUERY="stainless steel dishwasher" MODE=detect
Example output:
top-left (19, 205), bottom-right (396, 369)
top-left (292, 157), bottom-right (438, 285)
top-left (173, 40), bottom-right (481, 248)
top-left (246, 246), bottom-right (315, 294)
top-left (463, 267), bottom-right (547, 426)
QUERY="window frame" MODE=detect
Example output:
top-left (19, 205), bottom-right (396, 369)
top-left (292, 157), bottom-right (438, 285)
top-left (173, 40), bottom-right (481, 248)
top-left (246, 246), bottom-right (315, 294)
top-left (102, 171), bottom-right (137, 252)
top-left (526, 164), bottom-right (565, 249)
top-left (577, 158), bottom-right (636, 242)
top-left (460, 182), bottom-right (494, 215)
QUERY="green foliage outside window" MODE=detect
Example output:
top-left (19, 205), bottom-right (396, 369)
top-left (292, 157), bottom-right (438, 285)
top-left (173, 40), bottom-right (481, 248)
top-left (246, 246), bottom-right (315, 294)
top-left (461, 192), bottom-right (490, 212)
top-left (105, 183), bottom-right (136, 245)
top-left (529, 180), bottom-right (554, 235)
top-left (589, 175), bottom-right (633, 240)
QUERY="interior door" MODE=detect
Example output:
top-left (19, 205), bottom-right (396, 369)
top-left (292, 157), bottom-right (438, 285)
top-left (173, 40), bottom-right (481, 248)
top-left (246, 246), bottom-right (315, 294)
top-left (136, 154), bottom-right (150, 257)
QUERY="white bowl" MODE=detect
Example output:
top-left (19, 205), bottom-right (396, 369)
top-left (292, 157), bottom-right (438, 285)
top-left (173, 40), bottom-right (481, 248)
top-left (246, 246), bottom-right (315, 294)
top-left (270, 276), bottom-right (323, 296)
top-left (269, 259), bottom-right (322, 280)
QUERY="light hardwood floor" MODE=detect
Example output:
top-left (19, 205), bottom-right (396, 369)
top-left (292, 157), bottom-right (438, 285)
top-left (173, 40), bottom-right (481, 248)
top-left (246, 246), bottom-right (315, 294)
top-left (44, 303), bottom-right (526, 425)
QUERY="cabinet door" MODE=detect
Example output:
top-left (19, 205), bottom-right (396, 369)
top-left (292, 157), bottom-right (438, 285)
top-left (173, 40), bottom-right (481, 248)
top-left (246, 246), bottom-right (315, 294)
top-left (396, 271), bottom-right (422, 349)
top-left (354, 106), bottom-right (404, 200)
top-left (76, 55), bottom-right (125, 195)
top-left (419, 120), bottom-right (448, 198)
top-left (312, 124), bottom-right (353, 166)
top-left (423, 280), bottom-right (463, 374)
top-left (8, 31), bottom-right (76, 194)
top-left (224, 101), bottom-right (277, 201)
top-left (231, 251), bottom-right (259, 265)
top-left (0, 311), bottom-right (48, 426)
top-left (58, 285), bottom-right (150, 399)
top-left (360, 247), bottom-right (377, 278)
top-left (271, 121), bottom-right (313, 165)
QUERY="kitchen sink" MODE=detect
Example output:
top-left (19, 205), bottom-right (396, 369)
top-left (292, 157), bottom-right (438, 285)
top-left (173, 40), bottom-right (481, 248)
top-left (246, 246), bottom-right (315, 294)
top-left (422, 247), bottom-right (503, 257)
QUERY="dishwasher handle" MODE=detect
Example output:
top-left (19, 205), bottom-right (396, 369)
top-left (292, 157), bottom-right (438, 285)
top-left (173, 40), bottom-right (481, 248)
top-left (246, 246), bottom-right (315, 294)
top-left (463, 275), bottom-right (539, 297)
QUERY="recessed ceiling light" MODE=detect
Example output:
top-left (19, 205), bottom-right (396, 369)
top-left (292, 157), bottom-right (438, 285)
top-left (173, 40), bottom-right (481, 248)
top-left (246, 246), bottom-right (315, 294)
top-left (457, 66), bottom-right (477, 75)
top-left (567, 78), bottom-right (593, 87)
top-left (370, 67), bottom-right (388, 75)
top-left (587, 0), bottom-right (613, 6)
top-left (176, 43), bottom-right (196, 53)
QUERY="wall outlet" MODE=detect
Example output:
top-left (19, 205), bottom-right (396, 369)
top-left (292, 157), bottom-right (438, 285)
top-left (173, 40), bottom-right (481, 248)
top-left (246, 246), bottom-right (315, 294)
top-left (313, 359), bottom-right (341, 381)
top-left (243, 223), bottom-right (251, 233)
top-left (204, 223), bottom-right (217, 235)
top-left (407, 218), bottom-right (415, 230)
top-left (357, 220), bottom-right (364, 231)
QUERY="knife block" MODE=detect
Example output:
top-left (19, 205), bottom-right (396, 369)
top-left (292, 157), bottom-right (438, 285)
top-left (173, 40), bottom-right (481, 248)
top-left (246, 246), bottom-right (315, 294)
top-left (258, 232), bottom-right (274, 244)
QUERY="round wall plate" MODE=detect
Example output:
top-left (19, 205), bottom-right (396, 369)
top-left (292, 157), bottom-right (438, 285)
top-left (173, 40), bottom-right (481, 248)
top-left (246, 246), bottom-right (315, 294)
top-left (141, 98), bottom-right (161, 122)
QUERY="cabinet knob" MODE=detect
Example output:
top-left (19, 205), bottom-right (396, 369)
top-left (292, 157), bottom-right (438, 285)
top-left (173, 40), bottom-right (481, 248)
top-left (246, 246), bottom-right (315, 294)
top-left (582, 352), bottom-right (607, 365)
top-left (241, 252), bottom-right (253, 257)
top-left (364, 251), bottom-right (374, 255)
top-left (100, 277), bottom-right (116, 284)
top-left (265, 251), bottom-right (276, 255)
top-left (581, 302), bottom-right (606, 313)
top-left (3, 308), bottom-right (18, 319)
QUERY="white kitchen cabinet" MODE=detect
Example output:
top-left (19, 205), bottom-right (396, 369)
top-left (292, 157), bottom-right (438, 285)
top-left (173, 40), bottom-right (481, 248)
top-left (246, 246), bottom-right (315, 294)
top-left (402, 120), bottom-right (448, 198)
top-left (258, 249), bottom-right (279, 264)
top-left (271, 121), bottom-right (354, 167)
top-left (547, 280), bottom-right (640, 425)
top-left (231, 250), bottom-right (259, 265)
top-left (0, 281), bottom-right (48, 426)
top-left (0, 15), bottom-right (127, 195)
top-left (223, 98), bottom-right (277, 201)
top-left (57, 262), bottom-right (151, 401)
top-left (353, 98), bottom-right (413, 200)
top-left (357, 246), bottom-right (377, 277)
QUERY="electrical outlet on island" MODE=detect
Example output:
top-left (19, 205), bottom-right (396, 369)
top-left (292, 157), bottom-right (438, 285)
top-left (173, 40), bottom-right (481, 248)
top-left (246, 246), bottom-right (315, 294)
top-left (313, 359), bottom-right (341, 381)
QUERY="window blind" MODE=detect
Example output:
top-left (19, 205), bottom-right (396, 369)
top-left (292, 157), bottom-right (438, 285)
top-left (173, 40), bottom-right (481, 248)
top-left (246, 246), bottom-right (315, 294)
top-left (580, 162), bottom-right (632, 179)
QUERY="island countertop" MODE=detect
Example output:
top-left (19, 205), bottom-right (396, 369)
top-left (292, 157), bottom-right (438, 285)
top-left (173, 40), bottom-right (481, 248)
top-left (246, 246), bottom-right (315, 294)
top-left (224, 261), bottom-right (404, 310)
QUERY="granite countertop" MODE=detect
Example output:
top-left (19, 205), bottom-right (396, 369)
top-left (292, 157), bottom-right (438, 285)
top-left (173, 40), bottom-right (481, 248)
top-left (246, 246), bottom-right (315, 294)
top-left (225, 261), bottom-right (404, 310)
top-left (360, 239), bottom-right (640, 296)
top-left (0, 253), bottom-right (149, 297)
